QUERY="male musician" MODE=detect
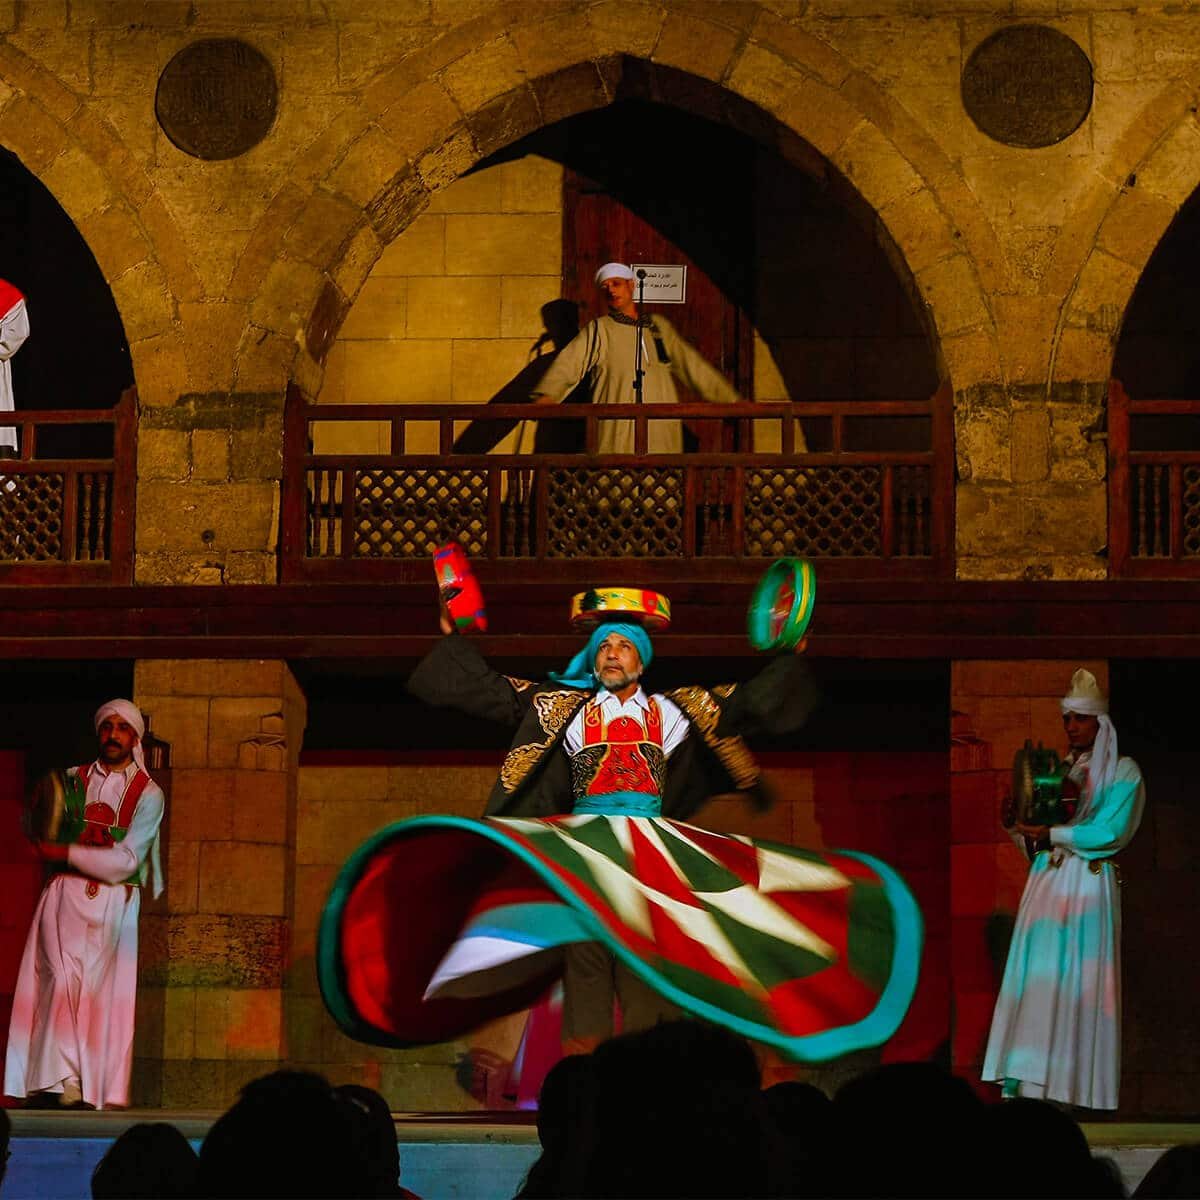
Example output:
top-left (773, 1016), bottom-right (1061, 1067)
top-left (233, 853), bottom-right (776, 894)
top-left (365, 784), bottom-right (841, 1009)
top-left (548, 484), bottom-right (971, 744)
top-left (982, 669), bottom-right (1145, 1109)
top-left (4, 700), bottom-right (164, 1110)
top-left (531, 262), bottom-right (743, 454)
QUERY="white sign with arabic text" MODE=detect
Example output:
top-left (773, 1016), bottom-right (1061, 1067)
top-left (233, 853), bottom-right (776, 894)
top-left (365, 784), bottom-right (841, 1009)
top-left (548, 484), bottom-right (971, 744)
top-left (630, 264), bottom-right (687, 304)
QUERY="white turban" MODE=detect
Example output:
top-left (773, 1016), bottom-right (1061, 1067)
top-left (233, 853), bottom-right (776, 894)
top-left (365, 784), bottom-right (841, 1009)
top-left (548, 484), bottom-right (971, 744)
top-left (94, 698), bottom-right (148, 774)
top-left (594, 262), bottom-right (635, 285)
top-left (1060, 669), bottom-right (1116, 806)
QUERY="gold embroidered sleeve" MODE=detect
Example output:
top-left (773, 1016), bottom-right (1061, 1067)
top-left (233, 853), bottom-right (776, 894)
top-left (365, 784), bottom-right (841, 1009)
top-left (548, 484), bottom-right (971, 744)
top-left (504, 676), bottom-right (536, 694)
top-left (500, 743), bottom-right (548, 794)
top-left (666, 685), bottom-right (760, 790)
top-left (497, 691), bottom-right (586, 794)
top-left (534, 691), bottom-right (587, 740)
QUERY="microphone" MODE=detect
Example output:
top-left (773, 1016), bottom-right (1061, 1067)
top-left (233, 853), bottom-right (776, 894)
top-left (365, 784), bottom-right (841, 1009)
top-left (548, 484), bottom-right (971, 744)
top-left (636, 269), bottom-right (647, 279)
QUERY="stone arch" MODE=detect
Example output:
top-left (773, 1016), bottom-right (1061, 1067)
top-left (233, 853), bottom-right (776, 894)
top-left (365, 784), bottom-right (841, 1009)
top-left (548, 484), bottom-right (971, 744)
top-left (240, 3), bottom-right (1004, 396)
top-left (0, 41), bottom-right (197, 405)
top-left (1053, 83), bottom-right (1200, 386)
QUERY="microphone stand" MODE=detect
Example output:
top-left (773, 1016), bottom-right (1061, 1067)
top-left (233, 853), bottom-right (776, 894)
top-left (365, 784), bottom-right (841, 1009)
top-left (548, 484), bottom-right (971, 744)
top-left (633, 269), bottom-right (647, 404)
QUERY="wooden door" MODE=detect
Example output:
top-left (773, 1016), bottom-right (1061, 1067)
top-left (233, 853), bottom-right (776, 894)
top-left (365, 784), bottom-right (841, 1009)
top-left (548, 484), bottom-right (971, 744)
top-left (562, 165), bottom-right (755, 450)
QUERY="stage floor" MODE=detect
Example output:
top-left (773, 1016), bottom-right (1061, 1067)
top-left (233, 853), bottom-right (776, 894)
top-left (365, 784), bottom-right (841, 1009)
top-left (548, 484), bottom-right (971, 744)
top-left (5, 1110), bottom-right (1197, 1199)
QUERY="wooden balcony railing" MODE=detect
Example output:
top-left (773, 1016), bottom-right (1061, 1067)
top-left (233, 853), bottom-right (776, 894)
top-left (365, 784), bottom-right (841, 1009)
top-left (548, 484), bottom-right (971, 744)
top-left (1108, 381), bottom-right (1200, 578)
top-left (282, 383), bottom-right (953, 583)
top-left (0, 389), bottom-right (136, 585)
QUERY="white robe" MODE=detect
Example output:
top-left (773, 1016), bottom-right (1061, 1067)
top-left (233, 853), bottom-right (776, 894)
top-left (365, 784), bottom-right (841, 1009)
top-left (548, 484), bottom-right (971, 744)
top-left (982, 754), bottom-right (1145, 1110)
top-left (534, 313), bottom-right (741, 454)
top-left (4, 763), bottom-right (164, 1110)
top-left (1, 295), bottom-right (29, 453)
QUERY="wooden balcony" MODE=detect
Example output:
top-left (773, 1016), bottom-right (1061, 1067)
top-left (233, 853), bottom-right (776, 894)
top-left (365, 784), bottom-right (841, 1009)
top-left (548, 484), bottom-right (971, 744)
top-left (0, 390), bottom-right (136, 585)
top-left (280, 383), bottom-right (954, 585)
top-left (1108, 381), bottom-right (1200, 578)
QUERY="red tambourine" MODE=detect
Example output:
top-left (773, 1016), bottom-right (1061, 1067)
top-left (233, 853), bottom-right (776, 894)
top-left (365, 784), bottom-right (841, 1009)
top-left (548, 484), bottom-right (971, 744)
top-left (433, 543), bottom-right (488, 633)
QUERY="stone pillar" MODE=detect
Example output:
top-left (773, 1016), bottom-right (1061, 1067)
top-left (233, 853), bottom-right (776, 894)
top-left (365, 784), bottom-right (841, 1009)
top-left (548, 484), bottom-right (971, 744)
top-left (948, 659), bottom-right (1107, 1092)
top-left (955, 383), bottom-right (1108, 581)
top-left (131, 660), bottom-right (305, 1108)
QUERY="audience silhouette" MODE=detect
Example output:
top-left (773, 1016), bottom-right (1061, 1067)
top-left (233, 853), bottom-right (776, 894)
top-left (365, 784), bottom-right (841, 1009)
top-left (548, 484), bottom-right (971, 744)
top-left (514, 1054), bottom-right (596, 1200)
top-left (983, 1096), bottom-right (1125, 1198)
top-left (198, 1069), bottom-right (372, 1199)
top-left (10, 1031), bottom-right (1200, 1198)
top-left (1134, 1143), bottom-right (1200, 1198)
top-left (334, 1082), bottom-right (420, 1199)
top-left (90, 1121), bottom-right (199, 1200)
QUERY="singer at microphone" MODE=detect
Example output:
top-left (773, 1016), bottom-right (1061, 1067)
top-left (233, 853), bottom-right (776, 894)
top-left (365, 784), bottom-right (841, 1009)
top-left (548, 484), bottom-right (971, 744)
top-left (530, 261), bottom-right (744, 455)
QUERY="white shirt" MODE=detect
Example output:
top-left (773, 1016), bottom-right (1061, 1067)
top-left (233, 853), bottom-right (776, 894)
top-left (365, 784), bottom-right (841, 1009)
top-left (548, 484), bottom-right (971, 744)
top-left (563, 687), bottom-right (689, 758)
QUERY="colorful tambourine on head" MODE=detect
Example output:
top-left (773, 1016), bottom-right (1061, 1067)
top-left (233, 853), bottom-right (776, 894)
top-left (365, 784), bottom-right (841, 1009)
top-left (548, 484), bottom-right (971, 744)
top-left (747, 558), bottom-right (816, 651)
top-left (433, 542), bottom-right (488, 633)
top-left (569, 587), bottom-right (671, 633)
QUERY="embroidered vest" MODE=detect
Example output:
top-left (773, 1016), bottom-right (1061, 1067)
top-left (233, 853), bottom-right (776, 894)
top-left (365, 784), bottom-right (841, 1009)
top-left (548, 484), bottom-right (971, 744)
top-left (59, 764), bottom-right (151, 887)
top-left (570, 698), bottom-right (666, 815)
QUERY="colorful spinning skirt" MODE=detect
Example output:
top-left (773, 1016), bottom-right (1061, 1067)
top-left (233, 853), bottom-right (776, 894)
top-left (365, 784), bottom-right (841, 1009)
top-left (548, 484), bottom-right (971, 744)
top-left (318, 814), bottom-right (922, 1062)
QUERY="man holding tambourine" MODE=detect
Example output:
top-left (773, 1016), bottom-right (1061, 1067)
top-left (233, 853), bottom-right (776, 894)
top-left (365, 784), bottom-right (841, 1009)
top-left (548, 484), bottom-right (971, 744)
top-left (319, 553), bottom-right (924, 1068)
top-left (4, 700), bottom-right (164, 1111)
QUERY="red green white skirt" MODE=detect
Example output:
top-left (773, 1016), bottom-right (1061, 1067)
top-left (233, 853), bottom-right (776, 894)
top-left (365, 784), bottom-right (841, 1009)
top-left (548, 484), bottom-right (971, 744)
top-left (318, 813), bottom-right (922, 1062)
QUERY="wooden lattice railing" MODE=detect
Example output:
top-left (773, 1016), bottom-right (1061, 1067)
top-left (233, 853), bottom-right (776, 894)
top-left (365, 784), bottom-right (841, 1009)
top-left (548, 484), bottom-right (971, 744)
top-left (0, 389), bottom-right (136, 584)
top-left (281, 383), bottom-right (953, 582)
top-left (1108, 381), bottom-right (1200, 578)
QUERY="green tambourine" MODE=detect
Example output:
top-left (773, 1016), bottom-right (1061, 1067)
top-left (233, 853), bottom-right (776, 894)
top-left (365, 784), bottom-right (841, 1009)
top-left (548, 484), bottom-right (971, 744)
top-left (747, 558), bottom-right (816, 651)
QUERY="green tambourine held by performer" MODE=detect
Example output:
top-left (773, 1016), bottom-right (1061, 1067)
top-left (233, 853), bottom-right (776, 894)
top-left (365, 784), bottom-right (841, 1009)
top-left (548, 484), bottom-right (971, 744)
top-left (747, 557), bottom-right (817, 652)
top-left (319, 562), bottom-right (925, 1069)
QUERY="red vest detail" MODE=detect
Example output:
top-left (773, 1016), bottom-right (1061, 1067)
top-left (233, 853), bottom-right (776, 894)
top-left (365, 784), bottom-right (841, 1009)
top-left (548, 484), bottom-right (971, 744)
top-left (74, 763), bottom-right (151, 848)
top-left (577, 698), bottom-right (665, 799)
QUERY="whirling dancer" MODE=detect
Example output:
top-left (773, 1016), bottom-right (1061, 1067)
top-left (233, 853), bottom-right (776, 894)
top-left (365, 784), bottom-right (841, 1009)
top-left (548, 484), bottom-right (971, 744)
top-left (319, 585), bottom-right (922, 1064)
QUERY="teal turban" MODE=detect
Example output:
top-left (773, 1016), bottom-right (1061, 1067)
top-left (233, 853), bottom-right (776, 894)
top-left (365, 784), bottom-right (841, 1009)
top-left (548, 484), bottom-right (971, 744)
top-left (549, 621), bottom-right (653, 690)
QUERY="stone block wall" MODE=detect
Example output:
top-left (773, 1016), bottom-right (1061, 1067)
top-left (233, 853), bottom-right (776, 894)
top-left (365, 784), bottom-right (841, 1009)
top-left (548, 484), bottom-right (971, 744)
top-left (289, 762), bottom-right (514, 1108)
top-left (131, 659), bottom-right (306, 1108)
top-left (315, 154), bottom-right (564, 456)
top-left (7, 3), bottom-right (1200, 582)
top-left (955, 384), bottom-right (1110, 581)
top-left (136, 392), bottom-right (284, 585)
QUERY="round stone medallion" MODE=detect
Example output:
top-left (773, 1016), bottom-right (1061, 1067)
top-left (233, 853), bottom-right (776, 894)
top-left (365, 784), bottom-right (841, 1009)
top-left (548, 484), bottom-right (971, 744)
top-left (155, 38), bottom-right (278, 160)
top-left (962, 25), bottom-right (1093, 149)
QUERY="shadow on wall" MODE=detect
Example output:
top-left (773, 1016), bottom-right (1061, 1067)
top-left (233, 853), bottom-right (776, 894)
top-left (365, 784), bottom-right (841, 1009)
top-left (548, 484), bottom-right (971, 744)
top-left (452, 299), bottom-right (588, 456)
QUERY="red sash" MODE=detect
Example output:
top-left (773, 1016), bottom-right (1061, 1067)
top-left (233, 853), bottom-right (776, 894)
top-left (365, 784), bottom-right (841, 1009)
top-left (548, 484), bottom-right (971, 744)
top-left (74, 761), bottom-right (151, 844)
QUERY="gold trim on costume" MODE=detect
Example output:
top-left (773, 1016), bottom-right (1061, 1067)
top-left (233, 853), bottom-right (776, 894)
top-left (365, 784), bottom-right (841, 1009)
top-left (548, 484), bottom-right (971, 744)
top-left (498, 690), bottom-right (588, 793)
top-left (500, 743), bottom-right (549, 794)
top-left (712, 683), bottom-right (737, 699)
top-left (534, 691), bottom-right (586, 741)
top-left (666, 685), bottom-right (760, 790)
top-left (504, 676), bottom-right (536, 694)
